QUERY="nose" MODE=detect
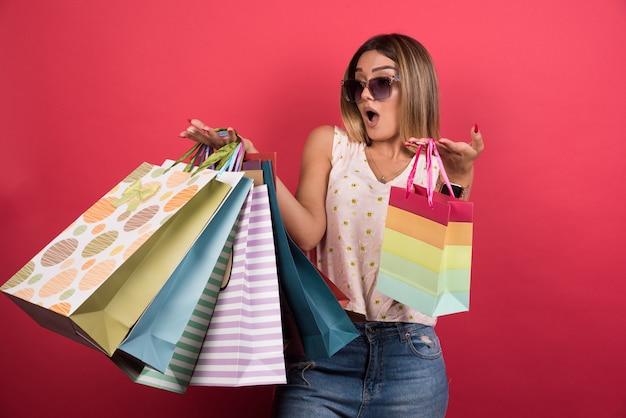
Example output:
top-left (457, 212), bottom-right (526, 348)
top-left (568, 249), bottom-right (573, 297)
top-left (360, 83), bottom-right (374, 101)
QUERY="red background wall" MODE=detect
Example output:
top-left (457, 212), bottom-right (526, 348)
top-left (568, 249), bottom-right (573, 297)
top-left (1, 1), bottom-right (625, 417)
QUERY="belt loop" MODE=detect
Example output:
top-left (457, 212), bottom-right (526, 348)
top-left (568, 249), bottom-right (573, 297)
top-left (396, 323), bottom-right (404, 340)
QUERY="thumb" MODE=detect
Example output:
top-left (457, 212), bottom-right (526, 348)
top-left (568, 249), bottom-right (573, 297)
top-left (470, 124), bottom-right (485, 154)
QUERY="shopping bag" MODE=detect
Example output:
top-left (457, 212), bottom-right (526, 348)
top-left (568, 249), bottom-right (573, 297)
top-left (116, 174), bottom-right (254, 373)
top-left (245, 152), bottom-right (277, 176)
top-left (112, 232), bottom-right (235, 394)
top-left (377, 139), bottom-right (474, 317)
top-left (262, 160), bottom-right (358, 360)
top-left (0, 161), bottom-right (235, 355)
top-left (279, 289), bottom-right (306, 357)
top-left (242, 157), bottom-right (306, 356)
top-left (113, 169), bottom-right (269, 393)
top-left (190, 184), bottom-right (286, 387)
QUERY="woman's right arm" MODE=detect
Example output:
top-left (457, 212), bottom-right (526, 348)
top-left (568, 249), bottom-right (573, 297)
top-left (277, 124), bottom-right (333, 251)
top-left (180, 121), bottom-right (334, 251)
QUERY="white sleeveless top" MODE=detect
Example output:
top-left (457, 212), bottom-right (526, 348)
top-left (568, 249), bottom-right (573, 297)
top-left (314, 126), bottom-right (439, 325)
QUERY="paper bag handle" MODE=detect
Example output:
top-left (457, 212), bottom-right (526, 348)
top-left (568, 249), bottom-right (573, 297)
top-left (405, 138), bottom-right (455, 206)
top-left (167, 128), bottom-right (244, 175)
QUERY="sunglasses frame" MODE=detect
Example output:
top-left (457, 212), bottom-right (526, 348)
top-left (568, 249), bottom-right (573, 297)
top-left (341, 75), bottom-right (401, 102)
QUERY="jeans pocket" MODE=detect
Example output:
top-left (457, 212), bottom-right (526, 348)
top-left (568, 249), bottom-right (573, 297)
top-left (403, 325), bottom-right (443, 360)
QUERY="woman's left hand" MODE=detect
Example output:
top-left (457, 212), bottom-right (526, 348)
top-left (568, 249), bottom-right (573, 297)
top-left (179, 119), bottom-right (258, 153)
top-left (434, 125), bottom-right (484, 178)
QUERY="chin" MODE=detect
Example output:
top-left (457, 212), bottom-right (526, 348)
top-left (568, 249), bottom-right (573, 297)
top-left (365, 127), bottom-right (393, 142)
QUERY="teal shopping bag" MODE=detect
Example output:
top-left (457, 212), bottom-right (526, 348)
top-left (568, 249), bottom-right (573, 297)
top-left (262, 161), bottom-right (358, 359)
top-left (116, 173), bottom-right (253, 373)
top-left (111, 235), bottom-right (233, 394)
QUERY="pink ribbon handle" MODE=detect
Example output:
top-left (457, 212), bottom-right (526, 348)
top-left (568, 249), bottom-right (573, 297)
top-left (405, 141), bottom-right (423, 198)
top-left (405, 138), bottom-right (456, 207)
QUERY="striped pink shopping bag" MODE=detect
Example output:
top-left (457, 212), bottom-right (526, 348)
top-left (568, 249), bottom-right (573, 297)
top-left (190, 184), bottom-right (286, 387)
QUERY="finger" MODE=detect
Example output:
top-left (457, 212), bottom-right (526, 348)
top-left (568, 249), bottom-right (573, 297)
top-left (200, 126), bottom-right (222, 142)
top-left (435, 138), bottom-right (458, 153)
top-left (208, 127), bottom-right (232, 148)
top-left (179, 118), bottom-right (195, 138)
top-left (180, 118), bottom-right (205, 137)
top-left (188, 118), bottom-right (209, 130)
top-left (207, 127), bottom-right (237, 148)
top-left (405, 137), bottom-right (427, 146)
top-left (226, 127), bottom-right (238, 143)
top-left (470, 124), bottom-right (484, 154)
top-left (180, 125), bottom-right (215, 146)
top-left (180, 119), bottom-right (239, 148)
top-left (179, 126), bottom-right (201, 140)
top-left (404, 137), bottom-right (428, 152)
top-left (189, 119), bottom-right (221, 143)
top-left (196, 121), bottom-right (231, 146)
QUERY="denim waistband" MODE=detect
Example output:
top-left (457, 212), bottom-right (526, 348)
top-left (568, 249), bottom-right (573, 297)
top-left (352, 321), bottom-right (434, 340)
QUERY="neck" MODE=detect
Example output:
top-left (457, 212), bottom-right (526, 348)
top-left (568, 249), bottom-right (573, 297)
top-left (365, 145), bottom-right (413, 184)
top-left (367, 140), bottom-right (413, 160)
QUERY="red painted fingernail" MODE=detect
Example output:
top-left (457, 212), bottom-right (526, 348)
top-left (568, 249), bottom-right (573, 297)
top-left (474, 124), bottom-right (479, 133)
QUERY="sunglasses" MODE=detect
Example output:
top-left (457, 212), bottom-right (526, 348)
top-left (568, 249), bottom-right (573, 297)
top-left (341, 75), bottom-right (401, 102)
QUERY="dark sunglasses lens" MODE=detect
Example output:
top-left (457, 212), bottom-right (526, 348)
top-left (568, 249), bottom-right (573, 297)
top-left (343, 80), bottom-right (363, 102)
top-left (369, 77), bottom-right (392, 100)
top-left (342, 78), bottom-right (394, 102)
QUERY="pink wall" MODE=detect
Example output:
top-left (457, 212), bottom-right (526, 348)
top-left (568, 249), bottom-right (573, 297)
top-left (1, 1), bottom-right (625, 417)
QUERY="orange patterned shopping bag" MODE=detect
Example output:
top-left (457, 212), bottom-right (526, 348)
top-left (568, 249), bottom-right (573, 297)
top-left (1, 160), bottom-right (242, 356)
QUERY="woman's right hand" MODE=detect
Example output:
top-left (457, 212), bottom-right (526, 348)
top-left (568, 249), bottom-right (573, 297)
top-left (179, 119), bottom-right (258, 153)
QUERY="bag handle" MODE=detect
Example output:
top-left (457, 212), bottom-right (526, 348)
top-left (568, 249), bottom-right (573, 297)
top-left (167, 128), bottom-right (244, 175)
top-left (405, 138), bottom-right (455, 206)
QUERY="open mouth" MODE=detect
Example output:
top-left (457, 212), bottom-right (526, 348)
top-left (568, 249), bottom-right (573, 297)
top-left (365, 110), bottom-right (379, 125)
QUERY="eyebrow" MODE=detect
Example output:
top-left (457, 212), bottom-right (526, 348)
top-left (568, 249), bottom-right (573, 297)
top-left (355, 65), bottom-right (398, 73)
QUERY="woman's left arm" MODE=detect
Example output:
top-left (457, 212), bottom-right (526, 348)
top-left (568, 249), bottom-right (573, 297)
top-left (436, 125), bottom-right (485, 200)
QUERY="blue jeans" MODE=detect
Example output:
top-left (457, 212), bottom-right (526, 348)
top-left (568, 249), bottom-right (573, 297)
top-left (272, 322), bottom-right (448, 418)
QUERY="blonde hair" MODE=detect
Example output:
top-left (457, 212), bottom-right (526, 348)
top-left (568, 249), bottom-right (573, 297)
top-left (340, 34), bottom-right (440, 145)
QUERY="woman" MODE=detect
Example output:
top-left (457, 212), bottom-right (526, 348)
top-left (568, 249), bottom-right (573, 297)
top-left (182, 33), bottom-right (483, 418)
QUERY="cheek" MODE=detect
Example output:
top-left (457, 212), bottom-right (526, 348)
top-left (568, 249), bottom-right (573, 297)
top-left (385, 89), bottom-right (401, 111)
top-left (382, 100), bottom-right (401, 123)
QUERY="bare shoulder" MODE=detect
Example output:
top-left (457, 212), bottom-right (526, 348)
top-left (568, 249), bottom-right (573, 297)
top-left (298, 125), bottom-right (335, 180)
top-left (303, 125), bottom-right (335, 159)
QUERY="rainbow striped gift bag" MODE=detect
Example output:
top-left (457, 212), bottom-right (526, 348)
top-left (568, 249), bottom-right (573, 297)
top-left (377, 138), bottom-right (474, 317)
